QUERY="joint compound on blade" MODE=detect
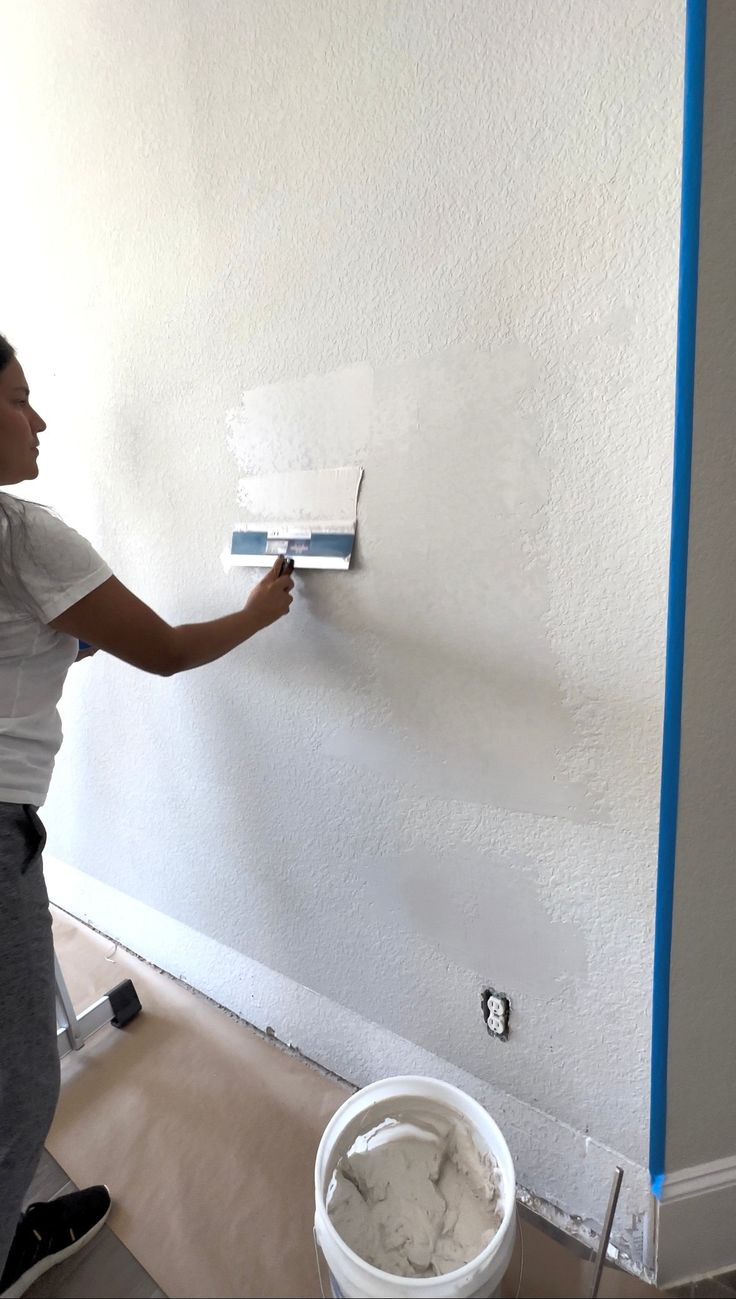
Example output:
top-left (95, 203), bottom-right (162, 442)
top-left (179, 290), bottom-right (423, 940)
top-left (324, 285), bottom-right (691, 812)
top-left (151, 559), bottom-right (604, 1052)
top-left (326, 1112), bottom-right (501, 1279)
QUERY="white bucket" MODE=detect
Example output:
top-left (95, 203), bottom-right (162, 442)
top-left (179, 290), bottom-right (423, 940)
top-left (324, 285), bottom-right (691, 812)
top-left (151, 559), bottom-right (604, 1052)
top-left (314, 1076), bottom-right (517, 1299)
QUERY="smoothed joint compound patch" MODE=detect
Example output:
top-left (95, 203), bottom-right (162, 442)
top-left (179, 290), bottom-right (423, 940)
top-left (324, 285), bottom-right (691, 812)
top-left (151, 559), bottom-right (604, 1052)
top-left (356, 846), bottom-right (587, 996)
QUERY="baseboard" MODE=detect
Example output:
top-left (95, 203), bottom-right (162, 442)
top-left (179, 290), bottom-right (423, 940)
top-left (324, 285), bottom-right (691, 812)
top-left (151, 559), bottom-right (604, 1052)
top-left (44, 855), bottom-right (654, 1273)
top-left (656, 1155), bottom-right (736, 1286)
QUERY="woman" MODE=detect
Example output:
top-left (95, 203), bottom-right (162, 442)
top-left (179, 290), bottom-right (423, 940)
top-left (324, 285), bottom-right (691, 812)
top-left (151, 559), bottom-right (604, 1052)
top-left (0, 333), bottom-right (295, 1297)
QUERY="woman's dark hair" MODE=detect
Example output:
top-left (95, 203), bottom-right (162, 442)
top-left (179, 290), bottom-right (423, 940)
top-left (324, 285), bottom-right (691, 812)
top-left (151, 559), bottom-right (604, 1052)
top-left (0, 334), bottom-right (16, 371)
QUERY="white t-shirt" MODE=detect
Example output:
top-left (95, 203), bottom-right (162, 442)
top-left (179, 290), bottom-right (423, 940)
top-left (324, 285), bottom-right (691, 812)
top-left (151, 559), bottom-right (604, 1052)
top-left (0, 495), bottom-right (112, 807)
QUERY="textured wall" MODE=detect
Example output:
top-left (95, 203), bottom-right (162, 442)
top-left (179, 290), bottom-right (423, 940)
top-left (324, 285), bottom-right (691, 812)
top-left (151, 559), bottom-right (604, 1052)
top-left (1, 0), bottom-right (682, 1182)
top-left (667, 0), bottom-right (736, 1173)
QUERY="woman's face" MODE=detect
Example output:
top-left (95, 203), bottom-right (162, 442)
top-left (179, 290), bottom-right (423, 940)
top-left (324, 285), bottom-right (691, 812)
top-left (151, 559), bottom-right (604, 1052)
top-left (0, 358), bottom-right (46, 486)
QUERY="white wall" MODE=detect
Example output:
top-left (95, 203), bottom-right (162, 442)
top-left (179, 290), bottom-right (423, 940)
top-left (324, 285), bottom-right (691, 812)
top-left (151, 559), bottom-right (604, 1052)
top-left (0, 0), bottom-right (683, 1258)
top-left (655, 1), bottom-right (736, 1285)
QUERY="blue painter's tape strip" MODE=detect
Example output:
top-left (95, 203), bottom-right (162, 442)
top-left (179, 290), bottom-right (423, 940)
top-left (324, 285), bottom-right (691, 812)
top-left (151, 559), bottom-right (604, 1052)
top-left (649, 0), bottom-right (708, 1194)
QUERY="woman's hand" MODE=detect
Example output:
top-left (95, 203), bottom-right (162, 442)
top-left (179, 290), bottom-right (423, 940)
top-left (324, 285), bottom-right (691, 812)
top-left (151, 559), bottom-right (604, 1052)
top-left (244, 559), bottom-right (295, 631)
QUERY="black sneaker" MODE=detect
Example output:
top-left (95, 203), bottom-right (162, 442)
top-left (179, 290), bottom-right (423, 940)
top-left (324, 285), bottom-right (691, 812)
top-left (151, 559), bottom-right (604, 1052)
top-left (0, 1185), bottom-right (111, 1298)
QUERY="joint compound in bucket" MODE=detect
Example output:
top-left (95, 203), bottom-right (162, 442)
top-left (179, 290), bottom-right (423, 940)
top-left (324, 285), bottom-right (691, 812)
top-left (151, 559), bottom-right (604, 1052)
top-left (326, 1112), bottom-right (501, 1279)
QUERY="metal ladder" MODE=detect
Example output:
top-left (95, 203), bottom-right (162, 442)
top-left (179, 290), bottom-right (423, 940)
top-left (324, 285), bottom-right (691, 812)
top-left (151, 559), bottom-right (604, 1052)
top-left (55, 952), bottom-right (142, 1059)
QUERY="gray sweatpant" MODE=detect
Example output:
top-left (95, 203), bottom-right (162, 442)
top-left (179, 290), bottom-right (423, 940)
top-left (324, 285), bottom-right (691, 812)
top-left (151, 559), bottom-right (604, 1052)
top-left (0, 803), bottom-right (60, 1274)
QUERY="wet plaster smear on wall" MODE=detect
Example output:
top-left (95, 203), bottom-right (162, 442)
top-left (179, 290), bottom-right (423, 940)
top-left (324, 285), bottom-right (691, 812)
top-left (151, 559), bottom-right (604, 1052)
top-left (226, 344), bottom-right (666, 1169)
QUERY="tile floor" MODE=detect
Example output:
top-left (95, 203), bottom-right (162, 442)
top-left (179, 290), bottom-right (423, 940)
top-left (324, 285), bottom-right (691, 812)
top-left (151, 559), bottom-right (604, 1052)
top-left (24, 1150), bottom-right (162, 1299)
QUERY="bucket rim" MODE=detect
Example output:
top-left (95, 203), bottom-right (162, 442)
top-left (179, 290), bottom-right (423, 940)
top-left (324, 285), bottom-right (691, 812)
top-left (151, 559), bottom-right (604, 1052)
top-left (314, 1075), bottom-right (517, 1292)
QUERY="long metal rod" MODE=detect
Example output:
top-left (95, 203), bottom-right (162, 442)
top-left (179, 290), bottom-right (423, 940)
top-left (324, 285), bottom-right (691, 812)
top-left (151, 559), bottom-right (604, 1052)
top-left (54, 952), bottom-right (85, 1051)
top-left (589, 1166), bottom-right (624, 1299)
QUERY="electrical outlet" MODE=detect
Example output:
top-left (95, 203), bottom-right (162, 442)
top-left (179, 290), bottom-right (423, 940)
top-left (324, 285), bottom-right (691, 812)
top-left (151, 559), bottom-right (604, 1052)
top-left (481, 988), bottom-right (510, 1041)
